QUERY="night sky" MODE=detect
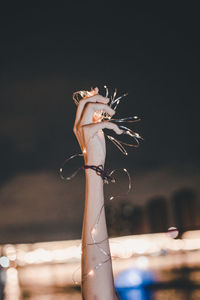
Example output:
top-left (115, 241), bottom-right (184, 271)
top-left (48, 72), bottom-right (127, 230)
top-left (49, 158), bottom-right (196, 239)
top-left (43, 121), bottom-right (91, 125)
top-left (0, 2), bottom-right (200, 243)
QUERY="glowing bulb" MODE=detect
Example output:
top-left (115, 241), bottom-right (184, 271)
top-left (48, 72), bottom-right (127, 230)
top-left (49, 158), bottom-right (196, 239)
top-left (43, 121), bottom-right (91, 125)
top-left (91, 228), bottom-right (96, 235)
top-left (83, 148), bottom-right (86, 154)
top-left (88, 270), bottom-right (94, 276)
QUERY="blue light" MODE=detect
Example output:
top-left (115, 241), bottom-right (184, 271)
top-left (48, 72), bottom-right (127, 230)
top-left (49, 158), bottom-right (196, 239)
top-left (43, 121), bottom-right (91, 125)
top-left (115, 268), bottom-right (154, 288)
top-left (115, 268), bottom-right (155, 300)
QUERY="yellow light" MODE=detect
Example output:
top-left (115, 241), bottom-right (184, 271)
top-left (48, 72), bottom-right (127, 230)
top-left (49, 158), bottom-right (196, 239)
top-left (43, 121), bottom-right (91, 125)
top-left (91, 228), bottom-right (96, 235)
top-left (88, 270), bottom-right (94, 276)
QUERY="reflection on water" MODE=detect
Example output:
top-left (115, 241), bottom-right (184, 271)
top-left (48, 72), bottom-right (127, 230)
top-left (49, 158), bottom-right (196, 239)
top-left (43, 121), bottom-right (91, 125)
top-left (4, 269), bottom-right (200, 300)
top-left (115, 267), bottom-right (200, 300)
top-left (26, 290), bottom-right (200, 300)
top-left (19, 284), bottom-right (200, 300)
top-left (154, 289), bottom-right (200, 300)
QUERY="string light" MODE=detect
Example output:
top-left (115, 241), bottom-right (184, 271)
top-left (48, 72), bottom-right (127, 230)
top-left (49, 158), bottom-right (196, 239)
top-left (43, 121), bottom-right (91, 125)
top-left (73, 86), bottom-right (143, 155)
top-left (91, 227), bottom-right (97, 235)
top-left (88, 270), bottom-right (94, 276)
top-left (61, 86), bottom-right (142, 285)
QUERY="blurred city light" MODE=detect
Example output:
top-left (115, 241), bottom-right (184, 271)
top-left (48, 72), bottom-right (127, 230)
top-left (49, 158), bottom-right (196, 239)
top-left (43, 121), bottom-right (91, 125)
top-left (115, 268), bottom-right (154, 300)
top-left (1, 230), bottom-right (200, 268)
top-left (0, 256), bottom-right (10, 268)
top-left (1, 230), bottom-right (200, 298)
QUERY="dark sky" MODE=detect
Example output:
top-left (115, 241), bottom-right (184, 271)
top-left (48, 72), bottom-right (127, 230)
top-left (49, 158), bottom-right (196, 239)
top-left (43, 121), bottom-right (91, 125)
top-left (0, 2), bottom-right (200, 243)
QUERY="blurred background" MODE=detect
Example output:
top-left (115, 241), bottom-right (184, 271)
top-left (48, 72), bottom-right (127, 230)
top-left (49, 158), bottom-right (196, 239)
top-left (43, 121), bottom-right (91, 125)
top-left (0, 1), bottom-right (200, 299)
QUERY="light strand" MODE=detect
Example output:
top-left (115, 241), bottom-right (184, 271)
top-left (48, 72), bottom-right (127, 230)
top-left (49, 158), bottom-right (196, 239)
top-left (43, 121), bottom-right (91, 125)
top-left (60, 162), bottom-right (132, 285)
top-left (61, 85), bottom-right (142, 285)
top-left (73, 86), bottom-right (143, 155)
